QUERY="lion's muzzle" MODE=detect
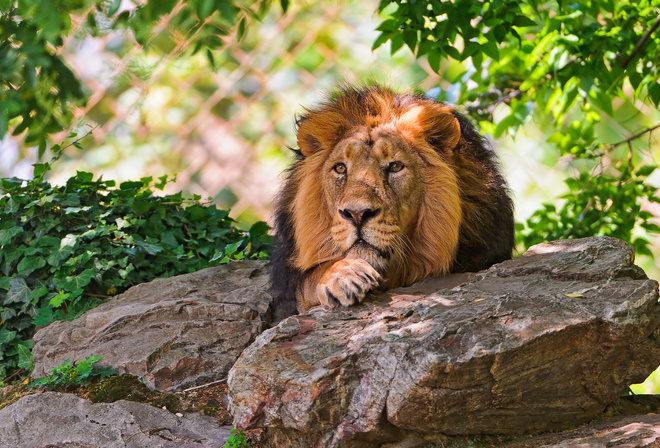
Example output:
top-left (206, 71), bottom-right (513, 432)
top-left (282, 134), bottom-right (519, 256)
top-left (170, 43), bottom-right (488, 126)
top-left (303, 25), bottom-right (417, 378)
top-left (338, 206), bottom-right (381, 228)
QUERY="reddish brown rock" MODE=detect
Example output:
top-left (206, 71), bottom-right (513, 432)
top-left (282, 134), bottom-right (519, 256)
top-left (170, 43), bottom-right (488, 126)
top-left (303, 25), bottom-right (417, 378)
top-left (228, 237), bottom-right (660, 448)
top-left (32, 261), bottom-right (272, 392)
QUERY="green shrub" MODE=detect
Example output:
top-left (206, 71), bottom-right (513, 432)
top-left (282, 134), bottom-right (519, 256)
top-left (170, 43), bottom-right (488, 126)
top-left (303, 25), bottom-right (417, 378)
top-left (223, 429), bottom-right (252, 448)
top-left (0, 171), bottom-right (271, 380)
top-left (30, 355), bottom-right (116, 391)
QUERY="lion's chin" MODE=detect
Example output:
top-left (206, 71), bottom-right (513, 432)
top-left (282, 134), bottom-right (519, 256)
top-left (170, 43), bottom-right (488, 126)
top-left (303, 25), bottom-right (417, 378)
top-left (345, 241), bottom-right (389, 271)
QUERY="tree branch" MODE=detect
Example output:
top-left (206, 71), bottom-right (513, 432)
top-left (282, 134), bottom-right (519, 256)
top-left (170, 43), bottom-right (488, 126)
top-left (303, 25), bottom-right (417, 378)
top-left (620, 13), bottom-right (660, 70)
top-left (464, 90), bottom-right (522, 113)
top-left (605, 123), bottom-right (660, 150)
top-left (182, 378), bottom-right (227, 392)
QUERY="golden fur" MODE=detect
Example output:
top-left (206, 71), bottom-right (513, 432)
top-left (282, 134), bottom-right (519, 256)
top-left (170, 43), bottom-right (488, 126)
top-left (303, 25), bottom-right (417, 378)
top-left (271, 85), bottom-right (514, 313)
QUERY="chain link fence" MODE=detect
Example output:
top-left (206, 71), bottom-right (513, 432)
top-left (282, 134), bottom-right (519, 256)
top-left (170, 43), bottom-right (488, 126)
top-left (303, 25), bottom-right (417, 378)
top-left (12, 0), bottom-right (439, 225)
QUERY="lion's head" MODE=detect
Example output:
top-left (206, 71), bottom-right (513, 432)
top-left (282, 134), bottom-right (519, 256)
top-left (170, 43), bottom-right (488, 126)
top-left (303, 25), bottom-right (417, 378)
top-left (271, 85), bottom-right (514, 314)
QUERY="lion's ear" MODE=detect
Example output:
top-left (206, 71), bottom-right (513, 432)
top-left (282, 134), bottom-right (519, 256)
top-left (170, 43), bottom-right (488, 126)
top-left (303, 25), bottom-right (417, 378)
top-left (296, 110), bottom-right (350, 157)
top-left (398, 103), bottom-right (461, 152)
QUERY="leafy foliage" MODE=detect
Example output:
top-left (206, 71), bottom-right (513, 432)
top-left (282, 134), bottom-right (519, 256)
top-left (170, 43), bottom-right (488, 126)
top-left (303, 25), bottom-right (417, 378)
top-left (1, 0), bottom-right (289, 150)
top-left (223, 429), bottom-right (252, 448)
top-left (0, 170), bottom-right (271, 381)
top-left (0, 0), bottom-right (87, 154)
top-left (29, 355), bottom-right (116, 390)
top-left (375, 0), bottom-right (660, 250)
top-left (519, 165), bottom-right (660, 254)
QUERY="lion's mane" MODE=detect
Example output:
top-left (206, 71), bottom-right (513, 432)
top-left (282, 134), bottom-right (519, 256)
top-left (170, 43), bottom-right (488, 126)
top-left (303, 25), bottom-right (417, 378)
top-left (271, 85), bottom-right (514, 315)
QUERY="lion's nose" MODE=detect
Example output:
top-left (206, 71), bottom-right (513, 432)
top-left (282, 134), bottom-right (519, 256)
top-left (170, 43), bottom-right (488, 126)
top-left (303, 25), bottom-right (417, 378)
top-left (339, 207), bottom-right (381, 227)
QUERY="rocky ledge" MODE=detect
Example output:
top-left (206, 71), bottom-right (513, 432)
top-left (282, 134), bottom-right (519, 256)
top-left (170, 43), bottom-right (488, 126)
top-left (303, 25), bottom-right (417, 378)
top-left (228, 237), bottom-right (660, 448)
top-left (1, 236), bottom-right (658, 448)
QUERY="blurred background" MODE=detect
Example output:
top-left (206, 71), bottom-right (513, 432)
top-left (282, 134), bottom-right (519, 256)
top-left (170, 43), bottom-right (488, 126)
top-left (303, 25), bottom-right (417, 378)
top-left (2, 0), bottom-right (660, 391)
top-left (1, 0), bottom-right (574, 233)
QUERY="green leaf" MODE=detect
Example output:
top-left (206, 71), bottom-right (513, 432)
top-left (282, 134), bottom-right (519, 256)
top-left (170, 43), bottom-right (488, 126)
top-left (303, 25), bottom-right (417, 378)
top-left (402, 29), bottom-right (417, 53)
top-left (0, 226), bottom-right (23, 246)
top-left (49, 291), bottom-right (70, 308)
top-left (75, 171), bottom-right (94, 182)
top-left (0, 329), bottom-right (16, 345)
top-left (372, 32), bottom-right (391, 51)
top-left (60, 234), bottom-right (79, 249)
top-left (390, 34), bottom-right (404, 55)
top-left (134, 240), bottom-right (164, 255)
top-left (513, 15), bottom-right (537, 27)
top-left (33, 306), bottom-right (61, 327)
top-left (649, 83), bottom-right (660, 107)
top-left (33, 162), bottom-right (51, 178)
top-left (427, 51), bottom-right (440, 72)
top-left (377, 19), bottom-right (398, 32)
top-left (17, 256), bottom-right (47, 275)
top-left (636, 165), bottom-right (657, 177)
top-left (588, 89), bottom-right (613, 116)
top-left (546, 132), bottom-right (564, 143)
top-left (28, 286), bottom-right (49, 303)
top-left (7, 278), bottom-right (30, 304)
top-left (108, 0), bottom-right (122, 16)
top-left (480, 39), bottom-right (500, 61)
top-left (196, 0), bottom-right (215, 20)
top-left (55, 269), bottom-right (95, 292)
top-left (16, 342), bottom-right (34, 371)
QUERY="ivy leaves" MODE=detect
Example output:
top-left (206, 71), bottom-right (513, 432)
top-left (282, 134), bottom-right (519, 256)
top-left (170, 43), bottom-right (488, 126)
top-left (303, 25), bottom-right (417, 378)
top-left (0, 171), bottom-right (271, 381)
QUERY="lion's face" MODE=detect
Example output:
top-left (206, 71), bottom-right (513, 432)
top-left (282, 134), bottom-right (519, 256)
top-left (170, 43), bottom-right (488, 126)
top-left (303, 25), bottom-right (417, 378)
top-left (288, 88), bottom-right (464, 288)
top-left (322, 129), bottom-right (423, 275)
top-left (272, 85), bottom-right (514, 313)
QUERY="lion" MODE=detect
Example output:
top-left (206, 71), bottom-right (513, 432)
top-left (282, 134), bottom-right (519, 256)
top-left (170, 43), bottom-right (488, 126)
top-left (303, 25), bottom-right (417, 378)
top-left (271, 85), bottom-right (514, 314)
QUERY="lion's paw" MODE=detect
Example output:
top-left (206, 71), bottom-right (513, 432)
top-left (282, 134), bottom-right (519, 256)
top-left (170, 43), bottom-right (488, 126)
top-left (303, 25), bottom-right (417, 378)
top-left (317, 258), bottom-right (382, 308)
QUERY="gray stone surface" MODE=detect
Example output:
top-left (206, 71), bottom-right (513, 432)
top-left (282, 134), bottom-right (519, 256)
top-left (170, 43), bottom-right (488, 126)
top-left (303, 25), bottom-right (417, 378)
top-left (228, 237), bottom-right (660, 448)
top-left (500, 411), bottom-right (660, 448)
top-left (0, 392), bottom-right (231, 448)
top-left (537, 418), bottom-right (660, 448)
top-left (32, 261), bottom-right (272, 392)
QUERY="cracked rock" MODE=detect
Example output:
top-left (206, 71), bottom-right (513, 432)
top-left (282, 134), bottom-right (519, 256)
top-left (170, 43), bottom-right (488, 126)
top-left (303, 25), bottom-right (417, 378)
top-left (0, 392), bottom-right (231, 447)
top-left (32, 261), bottom-right (272, 392)
top-left (228, 237), bottom-right (660, 448)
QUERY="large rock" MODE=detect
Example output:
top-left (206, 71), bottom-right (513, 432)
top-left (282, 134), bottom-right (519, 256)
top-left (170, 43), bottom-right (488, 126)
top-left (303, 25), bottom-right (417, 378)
top-left (228, 237), bottom-right (660, 448)
top-left (33, 261), bottom-right (272, 392)
top-left (0, 392), bottom-right (231, 447)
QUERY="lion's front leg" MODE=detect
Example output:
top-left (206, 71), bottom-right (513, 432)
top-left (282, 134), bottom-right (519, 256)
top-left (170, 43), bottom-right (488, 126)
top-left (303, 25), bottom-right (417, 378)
top-left (297, 258), bottom-right (382, 312)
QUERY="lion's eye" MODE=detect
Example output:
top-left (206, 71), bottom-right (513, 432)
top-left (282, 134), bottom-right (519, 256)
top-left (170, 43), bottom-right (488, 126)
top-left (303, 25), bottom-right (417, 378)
top-left (388, 161), bottom-right (405, 173)
top-left (333, 163), bottom-right (347, 174)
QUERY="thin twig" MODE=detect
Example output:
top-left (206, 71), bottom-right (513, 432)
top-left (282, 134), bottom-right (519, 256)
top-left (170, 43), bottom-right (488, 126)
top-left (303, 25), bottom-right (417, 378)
top-left (601, 123), bottom-right (660, 151)
top-left (182, 378), bottom-right (227, 392)
top-left (617, 141), bottom-right (635, 188)
top-left (1, 368), bottom-right (25, 384)
top-left (82, 292), bottom-right (112, 299)
top-left (620, 13), bottom-right (660, 69)
top-left (465, 90), bottom-right (522, 113)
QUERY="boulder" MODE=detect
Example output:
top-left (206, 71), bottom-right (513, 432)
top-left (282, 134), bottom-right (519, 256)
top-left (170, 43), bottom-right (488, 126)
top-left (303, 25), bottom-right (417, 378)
top-left (536, 416), bottom-right (660, 448)
top-left (500, 403), bottom-right (660, 448)
top-left (32, 261), bottom-right (272, 392)
top-left (0, 392), bottom-right (231, 447)
top-left (228, 237), bottom-right (660, 448)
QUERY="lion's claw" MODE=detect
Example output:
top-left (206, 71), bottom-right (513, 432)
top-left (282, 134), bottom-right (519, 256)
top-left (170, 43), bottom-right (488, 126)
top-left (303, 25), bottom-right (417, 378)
top-left (317, 258), bottom-right (382, 308)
